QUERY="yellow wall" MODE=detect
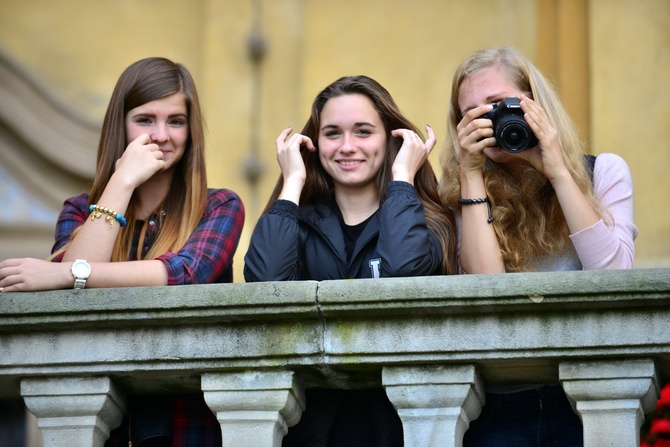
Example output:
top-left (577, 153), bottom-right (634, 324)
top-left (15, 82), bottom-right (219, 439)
top-left (1, 0), bottom-right (668, 280)
top-left (590, 0), bottom-right (670, 266)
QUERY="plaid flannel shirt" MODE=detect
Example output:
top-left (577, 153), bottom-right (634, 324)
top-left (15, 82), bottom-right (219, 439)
top-left (51, 188), bottom-right (244, 284)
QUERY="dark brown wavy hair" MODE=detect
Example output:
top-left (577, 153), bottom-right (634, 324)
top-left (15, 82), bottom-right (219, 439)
top-left (265, 75), bottom-right (457, 275)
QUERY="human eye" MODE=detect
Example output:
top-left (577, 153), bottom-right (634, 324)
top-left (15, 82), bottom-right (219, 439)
top-left (354, 124), bottom-right (375, 137)
top-left (322, 127), bottom-right (341, 138)
top-left (168, 117), bottom-right (187, 127)
top-left (133, 116), bottom-right (153, 125)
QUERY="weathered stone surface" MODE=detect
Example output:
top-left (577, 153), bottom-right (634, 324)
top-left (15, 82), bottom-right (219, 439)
top-left (0, 268), bottom-right (668, 446)
top-left (383, 365), bottom-right (484, 447)
top-left (21, 377), bottom-right (125, 447)
top-left (202, 371), bottom-right (305, 447)
top-left (561, 359), bottom-right (659, 447)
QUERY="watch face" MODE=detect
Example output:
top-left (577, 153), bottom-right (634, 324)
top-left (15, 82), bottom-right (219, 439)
top-left (72, 261), bottom-right (91, 278)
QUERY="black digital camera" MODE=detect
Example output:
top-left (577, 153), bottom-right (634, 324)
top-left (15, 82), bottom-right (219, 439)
top-left (480, 97), bottom-right (538, 152)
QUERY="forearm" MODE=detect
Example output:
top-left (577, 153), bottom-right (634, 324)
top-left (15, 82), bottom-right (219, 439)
top-left (62, 174), bottom-right (135, 262)
top-left (244, 201), bottom-right (302, 281)
top-left (277, 178), bottom-right (304, 206)
top-left (458, 171), bottom-right (504, 273)
top-left (84, 260), bottom-right (168, 288)
top-left (0, 258), bottom-right (168, 292)
top-left (377, 182), bottom-right (442, 276)
top-left (569, 153), bottom-right (637, 270)
top-left (571, 221), bottom-right (635, 269)
top-left (550, 171), bottom-right (600, 235)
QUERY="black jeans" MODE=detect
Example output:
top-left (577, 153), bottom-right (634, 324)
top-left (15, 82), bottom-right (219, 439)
top-left (464, 385), bottom-right (583, 447)
top-left (282, 388), bottom-right (404, 447)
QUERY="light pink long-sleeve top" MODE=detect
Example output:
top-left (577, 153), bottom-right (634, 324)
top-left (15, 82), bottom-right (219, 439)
top-left (455, 152), bottom-right (638, 272)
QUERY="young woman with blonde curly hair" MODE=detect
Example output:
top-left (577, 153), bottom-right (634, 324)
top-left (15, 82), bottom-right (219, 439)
top-left (439, 46), bottom-right (637, 446)
top-left (440, 46), bottom-right (636, 274)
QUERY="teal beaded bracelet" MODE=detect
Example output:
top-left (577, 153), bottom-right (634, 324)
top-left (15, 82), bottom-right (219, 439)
top-left (89, 204), bottom-right (127, 228)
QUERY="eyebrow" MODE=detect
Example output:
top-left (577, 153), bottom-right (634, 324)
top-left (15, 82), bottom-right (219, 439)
top-left (320, 122), bottom-right (377, 131)
top-left (131, 112), bottom-right (188, 119)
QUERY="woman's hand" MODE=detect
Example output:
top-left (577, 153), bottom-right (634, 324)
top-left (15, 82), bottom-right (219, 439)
top-left (0, 258), bottom-right (72, 292)
top-left (114, 133), bottom-right (166, 189)
top-left (390, 125), bottom-right (436, 184)
top-left (275, 127), bottom-right (316, 205)
top-left (516, 95), bottom-right (567, 181)
top-left (457, 105), bottom-right (496, 168)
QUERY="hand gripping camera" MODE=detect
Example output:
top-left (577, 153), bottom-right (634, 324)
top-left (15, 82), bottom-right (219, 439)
top-left (480, 97), bottom-right (538, 152)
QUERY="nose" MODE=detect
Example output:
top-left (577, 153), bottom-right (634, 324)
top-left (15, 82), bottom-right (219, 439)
top-left (150, 124), bottom-right (169, 143)
top-left (340, 133), bottom-right (356, 152)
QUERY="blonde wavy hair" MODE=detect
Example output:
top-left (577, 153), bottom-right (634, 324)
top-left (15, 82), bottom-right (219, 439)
top-left (439, 47), bottom-right (604, 271)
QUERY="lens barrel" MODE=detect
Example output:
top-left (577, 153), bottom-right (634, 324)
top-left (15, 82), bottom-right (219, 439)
top-left (496, 115), bottom-right (538, 152)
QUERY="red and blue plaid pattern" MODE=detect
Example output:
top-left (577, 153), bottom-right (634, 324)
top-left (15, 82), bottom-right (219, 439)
top-left (51, 189), bottom-right (244, 284)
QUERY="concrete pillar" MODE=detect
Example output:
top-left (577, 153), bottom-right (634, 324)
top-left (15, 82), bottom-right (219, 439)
top-left (202, 370), bottom-right (305, 447)
top-left (20, 377), bottom-right (126, 447)
top-left (560, 359), bottom-right (659, 447)
top-left (383, 364), bottom-right (485, 447)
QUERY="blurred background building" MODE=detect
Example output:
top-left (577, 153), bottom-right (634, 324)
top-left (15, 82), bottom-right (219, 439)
top-left (1, 0), bottom-right (669, 281)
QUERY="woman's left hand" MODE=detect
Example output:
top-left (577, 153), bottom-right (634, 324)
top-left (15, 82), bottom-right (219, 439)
top-left (516, 95), bottom-right (568, 181)
top-left (0, 258), bottom-right (71, 292)
top-left (390, 125), bottom-right (436, 184)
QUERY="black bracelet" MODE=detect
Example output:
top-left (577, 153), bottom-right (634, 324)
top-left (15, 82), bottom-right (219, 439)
top-left (458, 197), bottom-right (494, 224)
top-left (458, 197), bottom-right (489, 205)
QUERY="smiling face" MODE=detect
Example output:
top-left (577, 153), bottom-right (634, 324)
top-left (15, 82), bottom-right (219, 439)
top-left (458, 67), bottom-right (530, 164)
top-left (125, 92), bottom-right (189, 171)
top-left (317, 93), bottom-right (387, 195)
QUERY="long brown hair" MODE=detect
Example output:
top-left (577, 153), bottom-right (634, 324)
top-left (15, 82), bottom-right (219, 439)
top-left (440, 47), bottom-right (604, 271)
top-left (57, 57), bottom-right (207, 261)
top-left (265, 75), bottom-right (458, 275)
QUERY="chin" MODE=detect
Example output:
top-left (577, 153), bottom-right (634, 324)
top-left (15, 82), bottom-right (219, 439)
top-left (483, 147), bottom-right (517, 164)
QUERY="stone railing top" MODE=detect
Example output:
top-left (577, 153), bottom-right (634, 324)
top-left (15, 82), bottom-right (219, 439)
top-left (0, 268), bottom-right (668, 396)
top-left (2, 268), bottom-right (668, 330)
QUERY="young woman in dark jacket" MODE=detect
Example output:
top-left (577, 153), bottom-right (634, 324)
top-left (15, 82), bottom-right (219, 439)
top-left (244, 75), bottom-right (457, 446)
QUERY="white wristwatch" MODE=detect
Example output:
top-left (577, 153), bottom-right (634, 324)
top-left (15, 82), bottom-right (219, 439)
top-left (71, 259), bottom-right (91, 289)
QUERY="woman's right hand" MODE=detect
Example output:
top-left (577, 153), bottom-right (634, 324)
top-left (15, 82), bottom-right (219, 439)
top-left (456, 104), bottom-right (495, 174)
top-left (276, 127), bottom-right (315, 204)
top-left (0, 258), bottom-right (71, 292)
top-left (114, 133), bottom-right (166, 189)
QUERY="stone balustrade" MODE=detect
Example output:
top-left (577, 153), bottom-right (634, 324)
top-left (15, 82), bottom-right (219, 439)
top-left (1, 268), bottom-right (669, 447)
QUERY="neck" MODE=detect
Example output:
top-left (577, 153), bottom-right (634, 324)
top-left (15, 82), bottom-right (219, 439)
top-left (136, 170), bottom-right (174, 220)
top-left (334, 184), bottom-right (380, 225)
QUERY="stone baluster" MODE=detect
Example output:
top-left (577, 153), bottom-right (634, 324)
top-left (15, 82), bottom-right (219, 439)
top-left (202, 370), bottom-right (305, 447)
top-left (383, 364), bottom-right (484, 447)
top-left (560, 359), bottom-right (659, 447)
top-left (21, 376), bottom-right (126, 447)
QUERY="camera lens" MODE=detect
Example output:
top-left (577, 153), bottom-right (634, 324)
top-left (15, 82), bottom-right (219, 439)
top-left (496, 115), bottom-right (537, 152)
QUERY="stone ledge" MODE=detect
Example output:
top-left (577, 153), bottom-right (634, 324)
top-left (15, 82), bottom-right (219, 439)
top-left (0, 268), bottom-right (668, 395)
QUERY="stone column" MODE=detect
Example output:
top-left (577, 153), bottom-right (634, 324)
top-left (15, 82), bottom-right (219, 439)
top-left (21, 376), bottom-right (126, 447)
top-left (560, 359), bottom-right (659, 447)
top-left (202, 370), bottom-right (305, 447)
top-left (383, 364), bottom-right (485, 447)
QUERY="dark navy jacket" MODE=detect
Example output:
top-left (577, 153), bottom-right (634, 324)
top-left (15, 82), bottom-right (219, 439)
top-left (244, 181), bottom-right (443, 282)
